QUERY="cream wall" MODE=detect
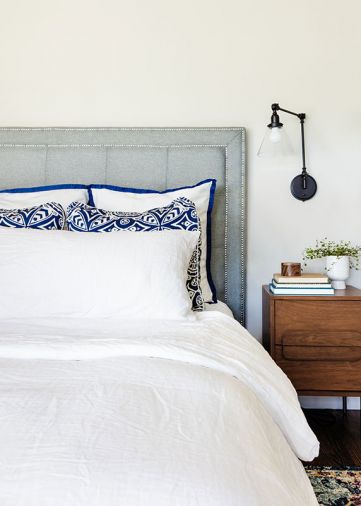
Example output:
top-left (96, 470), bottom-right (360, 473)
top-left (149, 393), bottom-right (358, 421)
top-left (0, 0), bottom-right (361, 405)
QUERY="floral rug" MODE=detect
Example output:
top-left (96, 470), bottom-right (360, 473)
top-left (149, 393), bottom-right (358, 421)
top-left (305, 467), bottom-right (361, 505)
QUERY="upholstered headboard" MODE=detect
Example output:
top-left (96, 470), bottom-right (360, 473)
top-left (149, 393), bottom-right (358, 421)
top-left (0, 127), bottom-right (247, 324)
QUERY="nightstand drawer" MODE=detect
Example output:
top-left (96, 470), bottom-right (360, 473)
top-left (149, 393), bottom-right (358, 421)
top-left (262, 285), bottom-right (361, 396)
top-left (281, 331), bottom-right (361, 361)
top-left (274, 346), bottom-right (361, 391)
top-left (274, 300), bottom-right (361, 345)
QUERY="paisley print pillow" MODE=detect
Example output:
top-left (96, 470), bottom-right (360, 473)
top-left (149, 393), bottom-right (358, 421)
top-left (67, 197), bottom-right (203, 311)
top-left (0, 202), bottom-right (65, 230)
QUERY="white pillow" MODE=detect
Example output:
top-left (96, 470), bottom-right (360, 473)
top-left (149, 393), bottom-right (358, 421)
top-left (0, 228), bottom-right (199, 320)
top-left (89, 179), bottom-right (216, 303)
top-left (0, 184), bottom-right (88, 209)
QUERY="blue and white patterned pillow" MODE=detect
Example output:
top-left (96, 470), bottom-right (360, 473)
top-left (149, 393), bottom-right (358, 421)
top-left (67, 197), bottom-right (203, 310)
top-left (0, 202), bottom-right (65, 230)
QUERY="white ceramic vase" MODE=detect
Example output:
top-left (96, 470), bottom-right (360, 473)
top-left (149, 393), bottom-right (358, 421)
top-left (326, 255), bottom-right (350, 289)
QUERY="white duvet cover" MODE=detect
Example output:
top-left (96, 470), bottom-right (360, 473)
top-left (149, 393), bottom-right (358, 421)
top-left (0, 307), bottom-right (318, 505)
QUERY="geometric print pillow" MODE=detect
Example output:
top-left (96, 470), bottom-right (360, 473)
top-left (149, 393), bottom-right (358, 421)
top-left (0, 202), bottom-right (66, 230)
top-left (67, 196), bottom-right (197, 232)
top-left (67, 197), bottom-right (204, 311)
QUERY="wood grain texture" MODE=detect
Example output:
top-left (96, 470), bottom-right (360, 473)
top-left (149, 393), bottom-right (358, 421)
top-left (281, 262), bottom-right (301, 277)
top-left (262, 285), bottom-right (361, 396)
top-left (275, 301), bottom-right (361, 345)
top-left (282, 345), bottom-right (361, 362)
top-left (304, 409), bottom-right (361, 466)
top-left (282, 331), bottom-right (361, 347)
top-left (263, 284), bottom-right (361, 300)
top-left (262, 286), bottom-right (272, 354)
top-left (275, 347), bottom-right (361, 391)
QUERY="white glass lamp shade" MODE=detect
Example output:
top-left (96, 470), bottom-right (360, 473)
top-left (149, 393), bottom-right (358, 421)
top-left (257, 126), bottom-right (294, 158)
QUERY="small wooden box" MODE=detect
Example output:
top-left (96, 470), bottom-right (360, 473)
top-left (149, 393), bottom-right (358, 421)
top-left (262, 285), bottom-right (361, 396)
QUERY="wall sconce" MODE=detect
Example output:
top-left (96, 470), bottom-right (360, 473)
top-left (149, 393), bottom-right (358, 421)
top-left (258, 103), bottom-right (317, 201)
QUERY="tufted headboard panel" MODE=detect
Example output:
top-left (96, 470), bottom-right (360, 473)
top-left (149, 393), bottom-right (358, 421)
top-left (0, 127), bottom-right (246, 324)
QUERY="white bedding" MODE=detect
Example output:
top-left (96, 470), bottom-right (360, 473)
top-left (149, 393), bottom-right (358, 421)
top-left (0, 307), bottom-right (318, 505)
top-left (0, 228), bottom-right (199, 319)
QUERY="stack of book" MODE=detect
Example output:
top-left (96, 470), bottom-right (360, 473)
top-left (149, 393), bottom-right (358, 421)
top-left (269, 273), bottom-right (335, 295)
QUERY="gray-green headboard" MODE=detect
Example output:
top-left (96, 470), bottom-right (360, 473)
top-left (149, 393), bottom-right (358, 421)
top-left (0, 127), bottom-right (246, 324)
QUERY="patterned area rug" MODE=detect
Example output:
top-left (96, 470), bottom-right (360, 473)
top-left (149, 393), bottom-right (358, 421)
top-left (305, 467), bottom-right (361, 505)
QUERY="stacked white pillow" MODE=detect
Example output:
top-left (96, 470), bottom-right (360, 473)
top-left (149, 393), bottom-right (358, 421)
top-left (0, 228), bottom-right (199, 320)
top-left (89, 179), bottom-right (217, 302)
top-left (0, 181), bottom-right (214, 320)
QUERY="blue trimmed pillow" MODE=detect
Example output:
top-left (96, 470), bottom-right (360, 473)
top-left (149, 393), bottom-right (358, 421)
top-left (0, 184), bottom-right (88, 210)
top-left (0, 202), bottom-right (65, 230)
top-left (88, 179), bottom-right (217, 303)
top-left (67, 197), bottom-right (203, 311)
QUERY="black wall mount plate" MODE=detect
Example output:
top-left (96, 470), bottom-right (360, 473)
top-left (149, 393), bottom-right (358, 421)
top-left (290, 174), bottom-right (317, 201)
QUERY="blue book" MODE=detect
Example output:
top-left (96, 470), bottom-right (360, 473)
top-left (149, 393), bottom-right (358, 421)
top-left (272, 279), bottom-right (333, 289)
top-left (269, 283), bottom-right (334, 295)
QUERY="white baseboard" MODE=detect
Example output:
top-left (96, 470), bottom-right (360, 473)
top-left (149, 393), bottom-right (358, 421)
top-left (299, 396), bottom-right (361, 410)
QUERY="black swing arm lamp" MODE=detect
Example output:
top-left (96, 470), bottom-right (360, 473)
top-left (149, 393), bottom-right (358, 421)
top-left (259, 103), bottom-right (317, 201)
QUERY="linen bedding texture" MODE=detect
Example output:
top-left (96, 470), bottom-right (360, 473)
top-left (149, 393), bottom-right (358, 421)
top-left (88, 179), bottom-right (217, 303)
top-left (0, 184), bottom-right (320, 505)
top-left (0, 180), bottom-right (216, 306)
top-left (0, 227), bottom-right (199, 319)
top-left (0, 311), bottom-right (319, 505)
top-left (66, 197), bottom-right (203, 311)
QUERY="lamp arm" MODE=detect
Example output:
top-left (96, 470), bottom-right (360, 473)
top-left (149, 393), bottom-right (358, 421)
top-left (299, 119), bottom-right (308, 189)
top-left (272, 102), bottom-right (307, 176)
top-left (300, 118), bottom-right (306, 173)
top-left (272, 103), bottom-right (306, 120)
top-left (268, 102), bottom-right (317, 201)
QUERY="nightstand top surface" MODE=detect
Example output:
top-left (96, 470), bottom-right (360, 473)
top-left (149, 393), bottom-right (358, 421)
top-left (263, 284), bottom-right (361, 300)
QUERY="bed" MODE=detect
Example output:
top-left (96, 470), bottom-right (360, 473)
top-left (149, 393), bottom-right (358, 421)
top-left (0, 128), bottom-right (319, 505)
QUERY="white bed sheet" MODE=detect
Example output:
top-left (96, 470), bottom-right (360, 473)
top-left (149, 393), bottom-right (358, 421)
top-left (205, 300), bottom-right (234, 318)
top-left (0, 308), bottom-right (318, 505)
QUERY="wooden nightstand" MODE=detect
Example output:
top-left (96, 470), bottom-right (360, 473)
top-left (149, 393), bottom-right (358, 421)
top-left (262, 285), bottom-right (361, 402)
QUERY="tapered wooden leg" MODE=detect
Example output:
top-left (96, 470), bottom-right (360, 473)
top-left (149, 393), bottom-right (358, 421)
top-left (343, 397), bottom-right (348, 415)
